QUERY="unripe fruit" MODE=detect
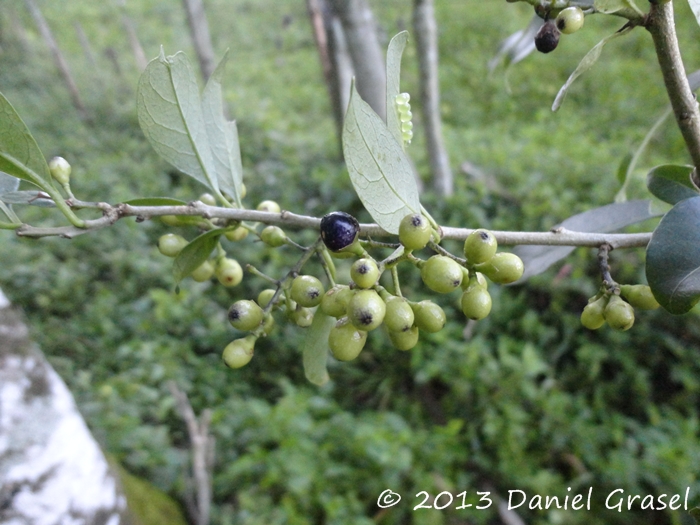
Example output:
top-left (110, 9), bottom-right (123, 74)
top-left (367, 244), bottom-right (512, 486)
top-left (158, 233), bottom-right (188, 257)
top-left (421, 255), bottom-right (463, 294)
top-left (225, 226), bottom-right (249, 242)
top-left (460, 284), bottom-right (492, 321)
top-left (388, 326), bottom-right (419, 351)
top-left (240, 183), bottom-right (247, 200)
top-left (49, 156), bottom-right (71, 184)
top-left (261, 225), bottom-right (286, 247)
top-left (198, 193), bottom-right (217, 206)
top-left (320, 285), bottom-right (353, 318)
top-left (256, 200), bottom-right (281, 214)
top-left (555, 7), bottom-right (584, 35)
top-left (216, 258), bottom-right (243, 287)
top-left (228, 300), bottom-right (264, 331)
top-left (581, 295), bottom-right (607, 330)
top-left (399, 110), bottom-right (412, 123)
top-left (320, 211), bottom-right (360, 252)
top-left (257, 288), bottom-right (277, 308)
top-left (411, 300), bottom-right (446, 333)
top-left (290, 275), bottom-right (325, 307)
top-left (535, 20), bottom-right (560, 54)
top-left (291, 307), bottom-right (314, 328)
top-left (396, 92), bottom-right (410, 106)
top-left (464, 229), bottom-right (498, 265)
top-left (476, 252), bottom-right (524, 284)
top-left (347, 289), bottom-right (386, 331)
top-left (604, 295), bottom-right (635, 331)
top-left (328, 317), bottom-right (367, 361)
top-left (399, 214), bottom-right (432, 251)
top-left (190, 260), bottom-right (214, 282)
top-left (262, 314), bottom-right (275, 336)
top-left (350, 258), bottom-right (380, 289)
top-left (383, 296), bottom-right (415, 333)
top-left (620, 285), bottom-right (660, 310)
top-left (222, 335), bottom-right (256, 368)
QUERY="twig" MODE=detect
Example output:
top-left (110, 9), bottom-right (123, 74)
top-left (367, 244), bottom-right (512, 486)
top-left (13, 200), bottom-right (653, 248)
top-left (167, 381), bottom-right (214, 525)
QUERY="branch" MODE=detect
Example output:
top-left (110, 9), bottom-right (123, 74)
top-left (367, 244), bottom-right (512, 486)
top-left (13, 200), bottom-right (652, 248)
top-left (647, 1), bottom-right (700, 170)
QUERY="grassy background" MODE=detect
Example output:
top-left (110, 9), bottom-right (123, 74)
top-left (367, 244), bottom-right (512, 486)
top-left (1, 1), bottom-right (700, 523)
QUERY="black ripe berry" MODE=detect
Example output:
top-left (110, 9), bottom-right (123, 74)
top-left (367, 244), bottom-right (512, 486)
top-left (535, 21), bottom-right (560, 54)
top-left (320, 211), bottom-right (360, 252)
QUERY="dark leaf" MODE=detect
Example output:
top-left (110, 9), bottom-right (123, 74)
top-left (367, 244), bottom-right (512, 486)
top-left (646, 164), bottom-right (698, 205)
top-left (172, 229), bottom-right (224, 285)
top-left (646, 196), bottom-right (700, 314)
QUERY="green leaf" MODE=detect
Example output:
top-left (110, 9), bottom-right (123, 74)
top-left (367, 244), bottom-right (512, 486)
top-left (303, 310), bottom-right (334, 386)
top-left (0, 92), bottom-right (53, 190)
top-left (202, 50), bottom-right (244, 207)
top-left (137, 49), bottom-right (219, 194)
top-left (172, 229), bottom-right (224, 285)
top-left (0, 172), bottom-right (20, 194)
top-left (123, 197), bottom-right (188, 206)
top-left (552, 27), bottom-right (632, 112)
top-left (515, 200), bottom-right (661, 281)
top-left (594, 0), bottom-right (643, 15)
top-left (646, 164), bottom-right (699, 205)
top-left (0, 190), bottom-right (55, 207)
top-left (646, 196), bottom-right (700, 314)
top-left (342, 81), bottom-right (420, 234)
top-left (385, 31), bottom-right (409, 147)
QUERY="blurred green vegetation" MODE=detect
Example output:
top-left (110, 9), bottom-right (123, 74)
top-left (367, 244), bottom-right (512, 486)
top-left (1, 0), bottom-right (700, 523)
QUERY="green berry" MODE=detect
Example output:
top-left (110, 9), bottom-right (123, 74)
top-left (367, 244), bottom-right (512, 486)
top-left (464, 229), bottom-right (498, 265)
top-left (228, 300), bottom-right (264, 331)
top-left (320, 285), bottom-right (353, 318)
top-left (190, 260), bottom-right (214, 282)
top-left (291, 307), bottom-right (314, 328)
top-left (257, 288), bottom-right (277, 308)
top-left (620, 285), bottom-right (660, 310)
top-left (290, 275), bottom-right (325, 307)
top-left (421, 255), bottom-right (463, 294)
top-left (49, 156), bottom-right (71, 184)
top-left (157, 233), bottom-right (188, 257)
top-left (216, 258), bottom-right (243, 287)
top-left (399, 110), bottom-right (413, 123)
top-left (222, 335), bottom-right (256, 369)
top-left (402, 130), bottom-right (414, 143)
top-left (604, 295), bottom-right (635, 331)
top-left (411, 300), bottom-right (446, 333)
top-left (476, 252), bottom-right (524, 284)
top-left (399, 214), bottom-right (432, 251)
top-left (401, 121), bottom-right (413, 133)
top-left (225, 226), bottom-right (249, 242)
top-left (198, 193), bottom-right (217, 206)
top-left (262, 314), bottom-right (275, 336)
top-left (347, 289), bottom-right (386, 332)
top-left (257, 200), bottom-right (281, 213)
top-left (328, 317), bottom-right (367, 361)
top-left (350, 258), bottom-right (380, 289)
top-left (261, 225), bottom-right (286, 247)
top-left (581, 295), bottom-right (607, 330)
top-left (555, 6), bottom-right (584, 35)
top-left (460, 283), bottom-right (492, 321)
top-left (388, 326), bottom-right (419, 351)
top-left (383, 296), bottom-right (415, 333)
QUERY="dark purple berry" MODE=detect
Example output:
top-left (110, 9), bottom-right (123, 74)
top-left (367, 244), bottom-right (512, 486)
top-left (320, 211), bottom-right (360, 252)
top-left (535, 21), bottom-right (560, 54)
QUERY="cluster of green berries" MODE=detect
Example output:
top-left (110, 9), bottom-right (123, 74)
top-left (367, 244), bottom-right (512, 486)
top-left (395, 93), bottom-right (413, 144)
top-left (534, 6), bottom-right (585, 54)
top-left (580, 285), bottom-right (659, 331)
